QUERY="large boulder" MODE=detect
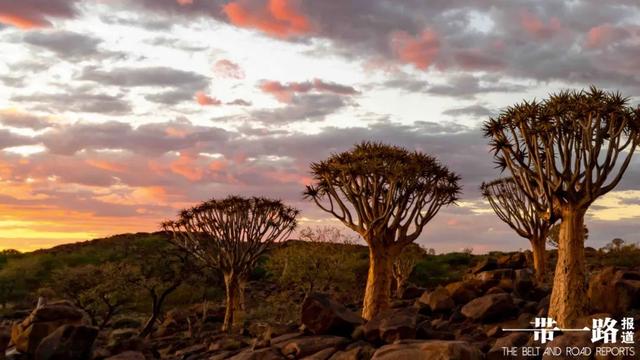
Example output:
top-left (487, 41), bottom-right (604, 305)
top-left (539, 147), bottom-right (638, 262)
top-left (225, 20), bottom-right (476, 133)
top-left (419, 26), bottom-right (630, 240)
top-left (10, 302), bottom-right (87, 355)
top-left (471, 258), bottom-right (497, 274)
top-left (475, 270), bottom-right (515, 292)
top-left (418, 287), bottom-right (454, 313)
top-left (301, 293), bottom-right (364, 337)
top-left (461, 294), bottom-right (516, 322)
top-left (497, 253), bottom-right (527, 269)
top-left (105, 352), bottom-right (146, 360)
top-left (445, 281), bottom-right (479, 305)
top-left (33, 325), bottom-right (98, 360)
top-left (371, 340), bottom-right (483, 360)
top-left (363, 308), bottom-right (418, 344)
top-left (486, 333), bottom-right (530, 360)
top-left (588, 267), bottom-right (640, 315)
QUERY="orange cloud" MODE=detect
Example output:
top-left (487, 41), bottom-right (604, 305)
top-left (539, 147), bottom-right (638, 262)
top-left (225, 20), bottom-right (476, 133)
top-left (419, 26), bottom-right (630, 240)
top-left (176, 0), bottom-right (194, 5)
top-left (86, 159), bottom-right (127, 173)
top-left (0, 14), bottom-right (46, 29)
top-left (390, 29), bottom-right (440, 70)
top-left (170, 153), bottom-right (204, 181)
top-left (195, 91), bottom-right (222, 106)
top-left (223, 0), bottom-right (312, 38)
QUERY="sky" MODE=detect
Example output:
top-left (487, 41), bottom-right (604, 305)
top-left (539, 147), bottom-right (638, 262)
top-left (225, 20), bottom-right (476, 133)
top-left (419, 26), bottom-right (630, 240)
top-left (0, 0), bottom-right (640, 253)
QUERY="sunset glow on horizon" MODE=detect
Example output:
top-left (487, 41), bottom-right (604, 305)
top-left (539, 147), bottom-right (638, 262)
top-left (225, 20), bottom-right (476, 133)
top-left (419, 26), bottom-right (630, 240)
top-left (1, 0), bottom-right (640, 252)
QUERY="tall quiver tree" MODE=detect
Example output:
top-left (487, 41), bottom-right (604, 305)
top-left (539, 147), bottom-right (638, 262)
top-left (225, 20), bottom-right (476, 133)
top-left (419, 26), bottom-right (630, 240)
top-left (162, 196), bottom-right (299, 333)
top-left (304, 142), bottom-right (461, 320)
top-left (483, 87), bottom-right (640, 327)
top-left (481, 178), bottom-right (552, 283)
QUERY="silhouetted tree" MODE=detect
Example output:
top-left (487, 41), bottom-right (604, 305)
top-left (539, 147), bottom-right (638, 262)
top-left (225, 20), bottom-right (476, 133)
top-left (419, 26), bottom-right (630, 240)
top-left (122, 241), bottom-right (196, 337)
top-left (483, 87), bottom-right (640, 326)
top-left (609, 238), bottom-right (625, 252)
top-left (51, 263), bottom-right (131, 328)
top-left (392, 243), bottom-right (425, 298)
top-left (304, 142), bottom-right (460, 319)
top-left (162, 196), bottom-right (298, 333)
top-left (481, 178), bottom-right (552, 283)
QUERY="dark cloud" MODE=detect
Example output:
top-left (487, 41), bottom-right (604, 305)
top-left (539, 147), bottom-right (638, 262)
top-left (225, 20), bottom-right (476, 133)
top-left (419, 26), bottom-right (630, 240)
top-left (427, 75), bottom-right (527, 99)
top-left (0, 112), bottom-right (51, 130)
top-left (22, 31), bottom-right (102, 59)
top-left (12, 92), bottom-right (131, 115)
top-left (249, 93), bottom-right (352, 124)
top-left (0, 129), bottom-right (36, 149)
top-left (145, 89), bottom-right (194, 105)
top-left (79, 66), bottom-right (209, 90)
top-left (443, 104), bottom-right (495, 118)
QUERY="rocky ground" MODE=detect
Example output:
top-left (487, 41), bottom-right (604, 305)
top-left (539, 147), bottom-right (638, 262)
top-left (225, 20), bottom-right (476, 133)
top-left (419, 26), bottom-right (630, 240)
top-left (2, 251), bottom-right (639, 360)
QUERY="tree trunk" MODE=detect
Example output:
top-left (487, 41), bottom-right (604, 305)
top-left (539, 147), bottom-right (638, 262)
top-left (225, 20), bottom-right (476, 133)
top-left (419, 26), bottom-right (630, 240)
top-left (140, 297), bottom-right (159, 338)
top-left (549, 208), bottom-right (588, 328)
top-left (222, 273), bottom-right (245, 333)
top-left (394, 276), bottom-right (407, 299)
top-left (362, 247), bottom-right (394, 320)
top-left (530, 237), bottom-right (546, 284)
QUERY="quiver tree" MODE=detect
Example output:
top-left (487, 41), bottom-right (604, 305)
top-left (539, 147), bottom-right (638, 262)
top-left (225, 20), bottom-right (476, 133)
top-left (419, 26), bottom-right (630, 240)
top-left (162, 196), bottom-right (299, 332)
top-left (304, 142), bottom-right (460, 319)
top-left (481, 178), bottom-right (552, 283)
top-left (483, 87), bottom-right (640, 327)
top-left (392, 243), bottom-right (425, 298)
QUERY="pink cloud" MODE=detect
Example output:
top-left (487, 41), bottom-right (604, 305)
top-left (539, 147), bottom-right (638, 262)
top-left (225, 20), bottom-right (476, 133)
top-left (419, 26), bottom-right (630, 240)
top-left (213, 59), bottom-right (245, 79)
top-left (259, 79), bottom-right (358, 103)
top-left (176, 0), bottom-right (194, 5)
top-left (222, 0), bottom-right (312, 38)
top-left (0, 1), bottom-right (78, 29)
top-left (584, 24), bottom-right (634, 49)
top-left (195, 91), bottom-right (222, 106)
top-left (170, 153), bottom-right (204, 181)
top-left (390, 29), bottom-right (440, 70)
top-left (520, 10), bottom-right (562, 39)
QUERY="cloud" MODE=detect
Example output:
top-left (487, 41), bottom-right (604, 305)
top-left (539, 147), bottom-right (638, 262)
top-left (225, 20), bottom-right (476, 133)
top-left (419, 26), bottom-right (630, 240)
top-left (144, 89), bottom-right (194, 105)
top-left (259, 79), bottom-right (358, 103)
top-left (213, 59), bottom-right (245, 79)
top-left (80, 66), bottom-right (209, 90)
top-left (0, 129), bottom-right (36, 149)
top-left (227, 99), bottom-right (252, 106)
top-left (443, 104), bottom-right (495, 118)
top-left (223, 0), bottom-right (312, 38)
top-left (195, 92), bottom-right (222, 106)
top-left (12, 92), bottom-right (131, 115)
top-left (426, 75), bottom-right (526, 99)
top-left (0, 0), bottom-right (79, 29)
top-left (0, 110), bottom-right (52, 130)
top-left (519, 9), bottom-right (563, 40)
top-left (249, 93), bottom-right (351, 124)
top-left (390, 29), bottom-right (440, 70)
top-left (22, 31), bottom-right (102, 59)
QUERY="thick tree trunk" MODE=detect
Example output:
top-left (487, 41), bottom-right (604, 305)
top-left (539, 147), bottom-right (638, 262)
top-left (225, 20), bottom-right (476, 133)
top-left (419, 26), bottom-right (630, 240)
top-left (530, 237), bottom-right (546, 284)
top-left (549, 208), bottom-right (588, 328)
top-left (362, 247), bottom-right (394, 320)
top-left (222, 273), bottom-right (245, 333)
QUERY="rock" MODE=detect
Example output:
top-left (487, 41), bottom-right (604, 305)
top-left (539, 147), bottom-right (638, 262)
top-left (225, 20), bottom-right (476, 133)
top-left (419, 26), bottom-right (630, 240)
top-left (401, 286), bottom-right (425, 300)
top-left (497, 253), bottom-right (527, 269)
top-left (486, 333), bottom-right (529, 360)
top-left (10, 302), bottom-right (88, 354)
top-left (416, 321), bottom-right (454, 341)
top-left (486, 287), bottom-right (506, 295)
top-left (418, 287), bottom-right (454, 313)
top-left (0, 327), bottom-right (10, 360)
top-left (34, 325), bottom-right (98, 360)
top-left (229, 347), bottom-right (284, 360)
top-left (174, 344), bottom-right (207, 358)
top-left (328, 342), bottom-right (376, 360)
top-left (461, 294), bottom-right (516, 322)
top-left (475, 269), bottom-right (515, 292)
top-left (111, 318), bottom-right (142, 330)
top-left (301, 293), bottom-right (364, 337)
top-left (472, 258), bottom-right (498, 274)
top-left (104, 352), bottom-right (146, 360)
top-left (363, 308), bottom-right (418, 344)
top-left (279, 336), bottom-right (350, 358)
top-left (371, 340), bottom-right (483, 360)
top-left (303, 347), bottom-right (337, 360)
top-left (107, 328), bottom-right (144, 354)
top-left (513, 269), bottom-right (535, 297)
top-left (588, 267), bottom-right (640, 315)
top-left (445, 282), bottom-right (479, 305)
top-left (542, 333), bottom-right (594, 360)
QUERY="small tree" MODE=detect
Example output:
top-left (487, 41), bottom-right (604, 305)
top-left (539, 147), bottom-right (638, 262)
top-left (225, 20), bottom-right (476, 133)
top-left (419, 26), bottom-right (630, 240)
top-left (121, 241), bottom-right (195, 337)
top-left (483, 87), bottom-right (640, 326)
top-left (481, 178), bottom-right (552, 283)
top-left (304, 142), bottom-right (460, 319)
top-left (392, 243), bottom-right (425, 298)
top-left (51, 263), bottom-right (131, 328)
top-left (608, 238), bottom-right (625, 252)
top-left (162, 196), bottom-right (298, 333)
